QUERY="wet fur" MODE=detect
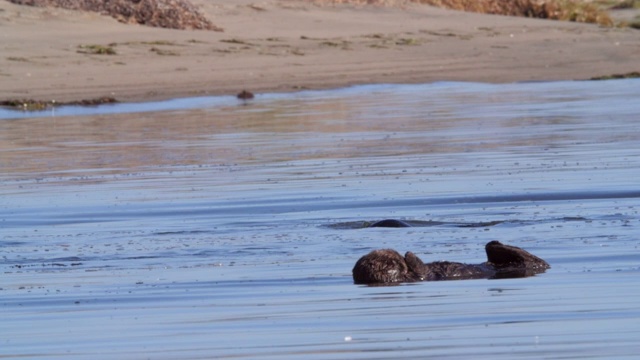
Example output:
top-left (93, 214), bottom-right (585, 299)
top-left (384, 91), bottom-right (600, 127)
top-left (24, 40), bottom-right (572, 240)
top-left (352, 241), bottom-right (549, 285)
top-left (369, 219), bottom-right (412, 228)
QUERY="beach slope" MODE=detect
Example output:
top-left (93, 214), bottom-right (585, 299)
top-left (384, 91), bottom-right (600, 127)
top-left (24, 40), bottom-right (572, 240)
top-left (1, 0), bottom-right (638, 102)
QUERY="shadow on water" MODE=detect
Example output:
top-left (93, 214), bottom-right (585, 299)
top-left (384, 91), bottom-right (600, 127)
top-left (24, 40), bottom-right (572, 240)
top-left (327, 217), bottom-right (590, 229)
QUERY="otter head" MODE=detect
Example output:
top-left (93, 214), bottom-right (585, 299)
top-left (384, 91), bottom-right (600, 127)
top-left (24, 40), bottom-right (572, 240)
top-left (352, 249), bottom-right (425, 285)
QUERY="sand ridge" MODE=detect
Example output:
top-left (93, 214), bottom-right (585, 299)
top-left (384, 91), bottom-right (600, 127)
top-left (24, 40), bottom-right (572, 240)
top-left (1, 0), bottom-right (638, 103)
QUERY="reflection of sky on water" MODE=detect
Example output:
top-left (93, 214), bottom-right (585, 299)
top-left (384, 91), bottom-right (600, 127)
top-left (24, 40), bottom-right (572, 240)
top-left (1, 79), bottom-right (638, 120)
top-left (2, 79), bottom-right (639, 359)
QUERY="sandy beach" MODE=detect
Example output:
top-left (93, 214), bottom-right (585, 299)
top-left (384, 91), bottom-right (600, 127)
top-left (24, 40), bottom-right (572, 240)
top-left (1, 0), bottom-right (638, 103)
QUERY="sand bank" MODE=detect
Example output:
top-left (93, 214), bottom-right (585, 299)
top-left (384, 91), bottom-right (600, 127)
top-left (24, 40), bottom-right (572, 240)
top-left (1, 0), bottom-right (638, 103)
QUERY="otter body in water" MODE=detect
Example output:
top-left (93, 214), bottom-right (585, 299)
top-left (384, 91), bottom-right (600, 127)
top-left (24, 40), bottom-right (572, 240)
top-left (237, 90), bottom-right (254, 100)
top-left (352, 241), bottom-right (549, 285)
top-left (369, 219), bottom-right (412, 228)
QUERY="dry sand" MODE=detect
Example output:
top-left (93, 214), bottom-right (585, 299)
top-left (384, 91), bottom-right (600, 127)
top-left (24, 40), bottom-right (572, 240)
top-left (1, 0), bottom-right (638, 103)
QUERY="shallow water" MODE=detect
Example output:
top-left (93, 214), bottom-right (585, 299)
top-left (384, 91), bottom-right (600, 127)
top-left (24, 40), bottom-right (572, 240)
top-left (1, 80), bottom-right (639, 359)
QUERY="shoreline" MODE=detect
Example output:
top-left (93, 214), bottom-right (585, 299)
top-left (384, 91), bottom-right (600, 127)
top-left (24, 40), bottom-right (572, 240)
top-left (2, 74), bottom-right (639, 113)
top-left (1, 0), bottom-right (639, 104)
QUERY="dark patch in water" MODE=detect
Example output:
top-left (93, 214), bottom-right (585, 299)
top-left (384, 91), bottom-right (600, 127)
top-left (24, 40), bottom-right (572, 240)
top-left (329, 217), bottom-right (591, 229)
top-left (10, 261), bottom-right (84, 269)
top-left (153, 230), bottom-right (212, 236)
top-left (457, 220), bottom-right (504, 228)
top-left (370, 219), bottom-right (412, 228)
top-left (123, 255), bottom-right (161, 260)
top-left (326, 220), bottom-right (446, 229)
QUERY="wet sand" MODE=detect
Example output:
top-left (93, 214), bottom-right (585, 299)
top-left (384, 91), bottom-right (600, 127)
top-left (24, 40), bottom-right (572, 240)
top-left (1, 0), bottom-right (639, 103)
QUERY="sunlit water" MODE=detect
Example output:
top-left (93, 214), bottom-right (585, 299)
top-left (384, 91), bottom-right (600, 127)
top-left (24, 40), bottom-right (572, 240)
top-left (1, 80), bottom-right (639, 359)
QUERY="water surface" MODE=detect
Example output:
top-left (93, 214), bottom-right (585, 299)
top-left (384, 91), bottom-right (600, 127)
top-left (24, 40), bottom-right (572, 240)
top-left (1, 80), bottom-right (639, 359)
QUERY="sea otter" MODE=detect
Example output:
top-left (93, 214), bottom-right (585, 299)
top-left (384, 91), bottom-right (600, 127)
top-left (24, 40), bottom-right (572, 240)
top-left (236, 90), bottom-right (254, 100)
top-left (352, 241), bottom-right (549, 285)
top-left (369, 219), bottom-right (412, 228)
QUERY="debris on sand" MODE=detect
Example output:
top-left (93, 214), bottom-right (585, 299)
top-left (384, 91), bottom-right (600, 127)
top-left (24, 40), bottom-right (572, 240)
top-left (8, 0), bottom-right (223, 31)
top-left (0, 97), bottom-right (118, 111)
